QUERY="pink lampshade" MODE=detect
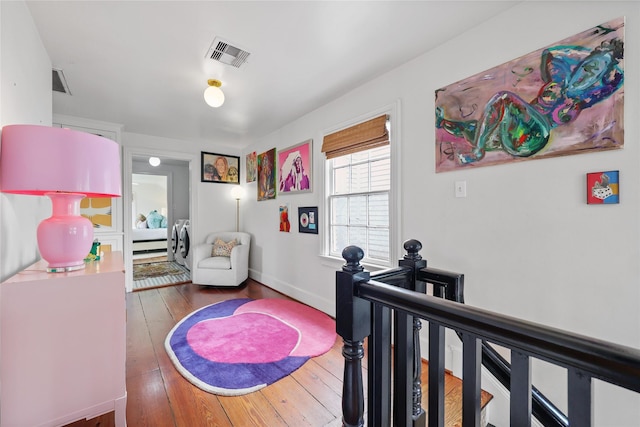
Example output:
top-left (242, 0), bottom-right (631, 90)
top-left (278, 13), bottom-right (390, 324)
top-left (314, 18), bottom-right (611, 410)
top-left (0, 124), bottom-right (121, 197)
top-left (1, 124), bottom-right (121, 271)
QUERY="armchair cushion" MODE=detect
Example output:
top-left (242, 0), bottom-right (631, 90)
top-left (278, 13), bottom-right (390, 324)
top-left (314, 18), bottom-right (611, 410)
top-left (211, 238), bottom-right (237, 257)
top-left (199, 256), bottom-right (231, 270)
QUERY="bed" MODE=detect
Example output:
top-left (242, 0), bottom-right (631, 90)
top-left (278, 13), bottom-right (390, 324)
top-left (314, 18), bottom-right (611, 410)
top-left (132, 227), bottom-right (168, 254)
top-left (133, 210), bottom-right (169, 255)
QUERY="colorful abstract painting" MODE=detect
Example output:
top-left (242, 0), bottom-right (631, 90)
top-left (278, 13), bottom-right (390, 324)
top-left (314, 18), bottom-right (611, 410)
top-left (587, 170), bottom-right (619, 204)
top-left (257, 148), bottom-right (276, 201)
top-left (435, 17), bottom-right (624, 172)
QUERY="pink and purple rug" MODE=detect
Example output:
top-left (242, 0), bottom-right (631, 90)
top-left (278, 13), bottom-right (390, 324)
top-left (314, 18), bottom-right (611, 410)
top-left (164, 298), bottom-right (337, 395)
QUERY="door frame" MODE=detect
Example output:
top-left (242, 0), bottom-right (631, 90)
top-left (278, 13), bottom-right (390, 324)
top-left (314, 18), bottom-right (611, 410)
top-left (123, 147), bottom-right (196, 292)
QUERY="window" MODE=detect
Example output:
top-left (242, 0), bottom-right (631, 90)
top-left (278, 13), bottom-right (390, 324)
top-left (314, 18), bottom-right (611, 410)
top-left (322, 114), bottom-right (392, 266)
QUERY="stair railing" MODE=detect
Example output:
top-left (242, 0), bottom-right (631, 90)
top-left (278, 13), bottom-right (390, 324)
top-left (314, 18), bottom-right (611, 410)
top-left (415, 253), bottom-right (567, 427)
top-left (336, 240), bottom-right (640, 427)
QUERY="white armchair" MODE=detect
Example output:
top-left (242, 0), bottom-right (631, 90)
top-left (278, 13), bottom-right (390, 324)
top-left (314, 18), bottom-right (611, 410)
top-left (191, 231), bottom-right (251, 287)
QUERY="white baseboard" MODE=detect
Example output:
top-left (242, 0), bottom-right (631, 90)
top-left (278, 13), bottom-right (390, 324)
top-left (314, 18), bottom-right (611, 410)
top-left (249, 268), bottom-right (335, 316)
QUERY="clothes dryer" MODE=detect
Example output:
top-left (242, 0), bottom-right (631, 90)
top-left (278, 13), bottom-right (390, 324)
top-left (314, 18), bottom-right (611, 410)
top-left (172, 219), bottom-right (188, 265)
top-left (180, 220), bottom-right (192, 270)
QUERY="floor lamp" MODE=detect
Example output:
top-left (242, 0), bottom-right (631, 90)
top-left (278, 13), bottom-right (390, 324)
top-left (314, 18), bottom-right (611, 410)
top-left (230, 186), bottom-right (245, 232)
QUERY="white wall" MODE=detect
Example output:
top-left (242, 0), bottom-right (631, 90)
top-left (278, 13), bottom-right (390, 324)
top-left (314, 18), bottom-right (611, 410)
top-left (132, 173), bottom-right (168, 224)
top-left (242, 2), bottom-right (640, 425)
top-left (122, 131), bottom-right (241, 234)
top-left (0, 0), bottom-right (52, 281)
top-left (0, 0), bottom-right (52, 417)
top-left (132, 160), bottom-right (190, 224)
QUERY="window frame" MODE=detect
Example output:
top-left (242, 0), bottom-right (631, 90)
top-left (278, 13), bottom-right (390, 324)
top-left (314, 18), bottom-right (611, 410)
top-left (321, 102), bottom-right (401, 269)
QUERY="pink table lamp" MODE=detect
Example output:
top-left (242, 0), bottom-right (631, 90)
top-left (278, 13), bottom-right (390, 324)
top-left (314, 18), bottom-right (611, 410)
top-left (1, 124), bottom-right (121, 272)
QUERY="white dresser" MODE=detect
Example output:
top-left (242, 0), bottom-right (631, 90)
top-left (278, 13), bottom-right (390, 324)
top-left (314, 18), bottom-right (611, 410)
top-left (1, 251), bottom-right (127, 427)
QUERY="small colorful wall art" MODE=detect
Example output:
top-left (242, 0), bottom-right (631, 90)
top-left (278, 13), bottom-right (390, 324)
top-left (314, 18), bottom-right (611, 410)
top-left (435, 17), bottom-right (624, 173)
top-left (257, 148), bottom-right (276, 201)
top-left (587, 170), bottom-right (619, 205)
top-left (278, 139), bottom-right (312, 194)
top-left (279, 204), bottom-right (291, 232)
top-left (246, 151), bottom-right (257, 183)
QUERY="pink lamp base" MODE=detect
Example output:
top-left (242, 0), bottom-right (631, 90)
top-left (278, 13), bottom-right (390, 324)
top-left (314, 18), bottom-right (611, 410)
top-left (37, 192), bottom-right (94, 272)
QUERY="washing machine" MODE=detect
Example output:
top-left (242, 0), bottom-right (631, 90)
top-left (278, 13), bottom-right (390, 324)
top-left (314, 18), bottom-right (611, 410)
top-left (172, 219), bottom-right (188, 265)
top-left (180, 219), bottom-right (192, 270)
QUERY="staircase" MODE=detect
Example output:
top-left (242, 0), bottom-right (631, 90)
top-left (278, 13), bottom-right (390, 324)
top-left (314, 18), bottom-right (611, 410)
top-left (423, 362), bottom-right (493, 426)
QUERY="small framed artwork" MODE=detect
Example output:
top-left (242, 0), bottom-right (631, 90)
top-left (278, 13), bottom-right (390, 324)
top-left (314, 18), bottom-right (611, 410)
top-left (246, 151), bottom-right (257, 183)
top-left (298, 206), bottom-right (318, 234)
top-left (80, 195), bottom-right (122, 233)
top-left (278, 139), bottom-right (312, 194)
top-left (257, 148), bottom-right (277, 201)
top-left (279, 203), bottom-right (291, 232)
top-left (201, 152), bottom-right (240, 184)
top-left (587, 170), bottom-right (619, 204)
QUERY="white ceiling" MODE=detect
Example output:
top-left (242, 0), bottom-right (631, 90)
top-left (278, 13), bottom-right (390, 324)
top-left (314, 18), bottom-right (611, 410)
top-left (26, 1), bottom-right (518, 148)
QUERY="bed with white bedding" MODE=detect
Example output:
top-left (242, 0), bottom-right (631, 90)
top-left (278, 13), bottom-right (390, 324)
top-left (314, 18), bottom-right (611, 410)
top-left (132, 227), bottom-right (167, 242)
top-left (133, 210), bottom-right (169, 254)
top-left (132, 227), bottom-right (168, 254)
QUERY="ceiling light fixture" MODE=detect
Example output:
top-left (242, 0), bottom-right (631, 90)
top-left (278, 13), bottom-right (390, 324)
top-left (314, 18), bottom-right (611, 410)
top-left (149, 157), bottom-right (161, 167)
top-left (204, 79), bottom-right (225, 108)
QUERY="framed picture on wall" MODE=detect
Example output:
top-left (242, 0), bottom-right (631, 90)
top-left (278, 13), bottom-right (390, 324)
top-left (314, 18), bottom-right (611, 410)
top-left (80, 197), bottom-right (117, 231)
top-left (257, 148), bottom-right (277, 201)
top-left (298, 206), bottom-right (318, 234)
top-left (201, 152), bottom-right (240, 184)
top-left (434, 17), bottom-right (624, 173)
top-left (278, 139), bottom-right (312, 194)
top-left (279, 203), bottom-right (291, 232)
top-left (246, 151), bottom-right (257, 183)
top-left (587, 170), bottom-right (619, 204)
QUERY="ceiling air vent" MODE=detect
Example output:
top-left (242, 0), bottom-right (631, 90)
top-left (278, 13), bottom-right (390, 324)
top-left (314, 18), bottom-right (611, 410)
top-left (52, 68), bottom-right (71, 95)
top-left (206, 37), bottom-right (250, 68)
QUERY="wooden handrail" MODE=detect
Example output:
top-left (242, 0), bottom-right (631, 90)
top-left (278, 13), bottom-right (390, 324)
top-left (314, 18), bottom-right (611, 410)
top-left (358, 280), bottom-right (640, 392)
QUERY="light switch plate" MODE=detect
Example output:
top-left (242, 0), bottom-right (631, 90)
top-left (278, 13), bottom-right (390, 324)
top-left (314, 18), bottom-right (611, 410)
top-left (455, 181), bottom-right (467, 198)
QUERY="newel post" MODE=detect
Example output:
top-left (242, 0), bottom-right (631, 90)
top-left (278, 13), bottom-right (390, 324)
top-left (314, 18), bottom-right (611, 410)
top-left (398, 239), bottom-right (427, 427)
top-left (336, 246), bottom-right (371, 427)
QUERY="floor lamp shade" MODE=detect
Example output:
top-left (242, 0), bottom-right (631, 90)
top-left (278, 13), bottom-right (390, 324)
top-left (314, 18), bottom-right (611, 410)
top-left (0, 124), bottom-right (122, 271)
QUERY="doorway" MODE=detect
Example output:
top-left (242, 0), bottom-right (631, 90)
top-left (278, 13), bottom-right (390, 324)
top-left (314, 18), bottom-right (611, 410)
top-left (123, 148), bottom-right (195, 292)
top-left (132, 173), bottom-right (168, 262)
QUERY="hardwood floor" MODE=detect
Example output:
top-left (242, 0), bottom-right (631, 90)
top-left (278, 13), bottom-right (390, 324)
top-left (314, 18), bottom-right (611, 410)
top-left (126, 279), bottom-right (491, 426)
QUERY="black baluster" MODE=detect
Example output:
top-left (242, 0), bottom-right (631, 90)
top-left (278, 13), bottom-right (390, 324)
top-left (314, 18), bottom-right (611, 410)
top-left (337, 246), bottom-right (371, 427)
top-left (399, 239), bottom-right (427, 427)
top-left (342, 340), bottom-right (366, 427)
top-left (369, 301), bottom-right (391, 426)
